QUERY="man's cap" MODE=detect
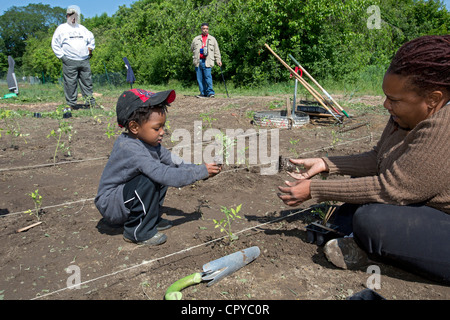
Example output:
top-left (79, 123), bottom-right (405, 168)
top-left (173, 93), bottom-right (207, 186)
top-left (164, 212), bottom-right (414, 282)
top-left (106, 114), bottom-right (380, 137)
top-left (116, 88), bottom-right (176, 127)
top-left (67, 5), bottom-right (80, 15)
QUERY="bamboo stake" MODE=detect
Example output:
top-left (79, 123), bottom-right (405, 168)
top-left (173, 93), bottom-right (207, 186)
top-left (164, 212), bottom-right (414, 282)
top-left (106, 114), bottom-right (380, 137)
top-left (322, 206), bottom-right (336, 226)
top-left (16, 221), bottom-right (42, 233)
top-left (264, 44), bottom-right (342, 123)
top-left (288, 54), bottom-right (350, 118)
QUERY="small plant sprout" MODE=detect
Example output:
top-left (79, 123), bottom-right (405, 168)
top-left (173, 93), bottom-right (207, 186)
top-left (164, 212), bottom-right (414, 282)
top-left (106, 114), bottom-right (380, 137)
top-left (25, 189), bottom-right (43, 221)
top-left (0, 109), bottom-right (29, 146)
top-left (199, 111), bottom-right (217, 129)
top-left (103, 114), bottom-right (122, 139)
top-left (214, 132), bottom-right (236, 165)
top-left (47, 106), bottom-right (74, 164)
top-left (331, 130), bottom-right (342, 148)
top-left (213, 204), bottom-right (243, 242)
top-left (289, 138), bottom-right (300, 157)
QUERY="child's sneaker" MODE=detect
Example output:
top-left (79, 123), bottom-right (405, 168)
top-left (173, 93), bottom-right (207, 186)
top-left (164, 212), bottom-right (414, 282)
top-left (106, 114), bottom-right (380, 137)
top-left (123, 232), bottom-right (167, 246)
top-left (157, 218), bottom-right (173, 231)
top-left (323, 237), bottom-right (370, 269)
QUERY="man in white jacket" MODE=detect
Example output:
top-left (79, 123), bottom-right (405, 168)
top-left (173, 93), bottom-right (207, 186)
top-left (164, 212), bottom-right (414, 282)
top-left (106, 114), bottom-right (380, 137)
top-left (52, 5), bottom-right (96, 114)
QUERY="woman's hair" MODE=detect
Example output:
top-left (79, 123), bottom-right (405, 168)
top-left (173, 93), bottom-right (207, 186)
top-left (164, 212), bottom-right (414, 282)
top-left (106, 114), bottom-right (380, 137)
top-left (126, 104), bottom-right (167, 129)
top-left (386, 35), bottom-right (450, 96)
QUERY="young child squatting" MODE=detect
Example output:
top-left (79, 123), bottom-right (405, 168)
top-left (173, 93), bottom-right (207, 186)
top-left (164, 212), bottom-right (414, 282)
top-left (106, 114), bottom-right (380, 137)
top-left (95, 89), bottom-right (221, 246)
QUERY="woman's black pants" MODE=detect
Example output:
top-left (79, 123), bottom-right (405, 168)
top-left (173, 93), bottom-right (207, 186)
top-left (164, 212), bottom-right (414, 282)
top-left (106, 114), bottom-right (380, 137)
top-left (332, 203), bottom-right (450, 284)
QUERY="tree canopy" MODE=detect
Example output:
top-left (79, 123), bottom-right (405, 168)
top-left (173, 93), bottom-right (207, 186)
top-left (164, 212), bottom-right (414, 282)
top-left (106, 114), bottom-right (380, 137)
top-left (0, 3), bottom-right (66, 66)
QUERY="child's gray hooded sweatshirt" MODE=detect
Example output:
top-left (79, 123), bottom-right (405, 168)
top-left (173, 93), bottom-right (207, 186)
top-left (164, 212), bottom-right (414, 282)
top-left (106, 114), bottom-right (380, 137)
top-left (95, 133), bottom-right (209, 224)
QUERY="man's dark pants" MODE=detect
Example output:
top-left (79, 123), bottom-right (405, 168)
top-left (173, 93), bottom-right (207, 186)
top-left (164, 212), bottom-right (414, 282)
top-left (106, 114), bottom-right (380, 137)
top-left (61, 56), bottom-right (95, 107)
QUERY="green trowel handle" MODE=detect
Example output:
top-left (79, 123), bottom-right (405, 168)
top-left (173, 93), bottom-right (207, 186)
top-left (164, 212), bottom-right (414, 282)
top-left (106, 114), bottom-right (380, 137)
top-left (164, 272), bottom-right (203, 300)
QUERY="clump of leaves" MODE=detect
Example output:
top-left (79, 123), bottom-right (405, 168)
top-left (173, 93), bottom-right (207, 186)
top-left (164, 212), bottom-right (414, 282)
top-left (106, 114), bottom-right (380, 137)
top-left (213, 204), bottom-right (243, 242)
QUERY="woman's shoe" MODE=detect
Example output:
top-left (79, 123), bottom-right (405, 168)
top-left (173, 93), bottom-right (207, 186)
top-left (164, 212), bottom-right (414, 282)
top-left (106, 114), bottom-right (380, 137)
top-left (324, 237), bottom-right (370, 269)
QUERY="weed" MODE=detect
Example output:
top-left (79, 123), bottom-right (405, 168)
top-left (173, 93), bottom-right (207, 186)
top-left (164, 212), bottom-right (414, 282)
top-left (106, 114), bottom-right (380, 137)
top-left (213, 204), bottom-right (243, 242)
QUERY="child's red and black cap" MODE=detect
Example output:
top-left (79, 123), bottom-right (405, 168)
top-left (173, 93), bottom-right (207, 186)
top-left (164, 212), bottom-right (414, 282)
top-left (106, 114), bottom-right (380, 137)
top-left (116, 88), bottom-right (176, 127)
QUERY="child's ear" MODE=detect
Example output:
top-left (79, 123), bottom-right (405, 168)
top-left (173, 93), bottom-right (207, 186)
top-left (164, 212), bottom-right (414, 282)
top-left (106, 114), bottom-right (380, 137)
top-left (128, 121), bottom-right (139, 134)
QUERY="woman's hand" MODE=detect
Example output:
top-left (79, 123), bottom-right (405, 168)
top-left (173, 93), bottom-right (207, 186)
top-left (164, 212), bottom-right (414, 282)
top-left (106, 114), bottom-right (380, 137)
top-left (277, 179), bottom-right (312, 207)
top-left (287, 158), bottom-right (328, 180)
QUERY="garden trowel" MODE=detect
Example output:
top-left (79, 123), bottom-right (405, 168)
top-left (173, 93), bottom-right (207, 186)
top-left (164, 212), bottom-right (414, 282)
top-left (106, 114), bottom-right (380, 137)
top-left (165, 246), bottom-right (260, 300)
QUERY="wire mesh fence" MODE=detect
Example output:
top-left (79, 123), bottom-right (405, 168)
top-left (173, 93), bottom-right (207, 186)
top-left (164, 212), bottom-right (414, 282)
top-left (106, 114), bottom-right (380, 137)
top-left (0, 70), bottom-right (128, 87)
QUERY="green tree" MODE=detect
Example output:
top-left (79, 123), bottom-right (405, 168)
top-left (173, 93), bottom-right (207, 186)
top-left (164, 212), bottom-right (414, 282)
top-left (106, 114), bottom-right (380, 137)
top-left (0, 4), bottom-right (66, 66)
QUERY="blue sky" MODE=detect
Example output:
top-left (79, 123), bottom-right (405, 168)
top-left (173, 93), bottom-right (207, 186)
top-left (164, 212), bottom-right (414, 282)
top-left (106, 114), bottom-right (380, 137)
top-left (0, 0), bottom-right (449, 18)
top-left (0, 0), bottom-right (137, 18)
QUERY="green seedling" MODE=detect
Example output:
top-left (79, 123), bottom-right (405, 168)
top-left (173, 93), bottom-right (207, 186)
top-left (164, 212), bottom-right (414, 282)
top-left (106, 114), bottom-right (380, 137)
top-left (47, 107), bottom-right (74, 164)
top-left (199, 111), bottom-right (217, 128)
top-left (25, 189), bottom-right (43, 221)
top-left (289, 138), bottom-right (300, 157)
top-left (213, 204), bottom-right (243, 242)
top-left (105, 121), bottom-right (122, 138)
top-left (215, 132), bottom-right (236, 165)
top-left (331, 130), bottom-right (342, 147)
top-left (0, 109), bottom-right (29, 146)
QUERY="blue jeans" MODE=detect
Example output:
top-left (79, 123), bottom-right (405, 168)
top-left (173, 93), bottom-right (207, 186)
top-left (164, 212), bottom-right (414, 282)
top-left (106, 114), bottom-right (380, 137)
top-left (195, 59), bottom-right (214, 96)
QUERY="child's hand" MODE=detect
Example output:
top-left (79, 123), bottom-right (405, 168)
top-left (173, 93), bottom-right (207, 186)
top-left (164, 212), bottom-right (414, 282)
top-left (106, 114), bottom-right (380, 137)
top-left (205, 163), bottom-right (222, 177)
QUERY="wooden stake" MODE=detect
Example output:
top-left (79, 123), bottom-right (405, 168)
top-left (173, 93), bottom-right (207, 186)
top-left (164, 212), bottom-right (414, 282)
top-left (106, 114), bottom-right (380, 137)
top-left (322, 206), bottom-right (336, 226)
top-left (16, 221), bottom-right (42, 233)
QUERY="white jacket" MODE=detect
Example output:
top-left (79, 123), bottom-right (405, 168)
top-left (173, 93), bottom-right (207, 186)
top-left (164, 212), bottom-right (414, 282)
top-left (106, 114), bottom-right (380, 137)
top-left (52, 23), bottom-right (95, 60)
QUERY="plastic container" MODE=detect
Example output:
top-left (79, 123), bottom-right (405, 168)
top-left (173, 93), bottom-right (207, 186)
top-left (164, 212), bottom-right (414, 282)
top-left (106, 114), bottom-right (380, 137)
top-left (305, 222), bottom-right (339, 246)
top-left (297, 100), bottom-right (329, 114)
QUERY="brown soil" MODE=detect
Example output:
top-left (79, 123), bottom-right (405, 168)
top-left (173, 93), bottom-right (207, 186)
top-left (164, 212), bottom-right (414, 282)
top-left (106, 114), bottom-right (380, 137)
top-left (0, 92), bottom-right (449, 301)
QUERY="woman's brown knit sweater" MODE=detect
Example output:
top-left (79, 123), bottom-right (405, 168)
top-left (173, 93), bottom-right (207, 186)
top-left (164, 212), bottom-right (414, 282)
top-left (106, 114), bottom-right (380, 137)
top-left (310, 106), bottom-right (450, 214)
